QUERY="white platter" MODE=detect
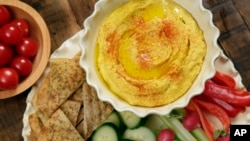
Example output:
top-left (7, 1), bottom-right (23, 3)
top-left (22, 29), bottom-right (250, 140)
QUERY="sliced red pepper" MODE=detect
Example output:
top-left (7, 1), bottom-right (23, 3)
top-left (187, 101), bottom-right (214, 141)
top-left (199, 95), bottom-right (245, 117)
top-left (210, 97), bottom-right (245, 117)
top-left (204, 81), bottom-right (250, 106)
top-left (212, 71), bottom-right (236, 88)
top-left (193, 98), bottom-right (231, 133)
top-left (209, 80), bottom-right (248, 96)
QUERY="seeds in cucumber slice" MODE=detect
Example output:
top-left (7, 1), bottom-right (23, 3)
top-left (103, 111), bottom-right (121, 128)
top-left (122, 126), bottom-right (156, 141)
top-left (91, 123), bottom-right (118, 141)
top-left (119, 111), bottom-right (142, 129)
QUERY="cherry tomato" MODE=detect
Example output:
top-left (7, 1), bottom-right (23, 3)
top-left (157, 129), bottom-right (175, 141)
top-left (10, 56), bottom-right (33, 77)
top-left (0, 43), bottom-right (13, 66)
top-left (11, 19), bottom-right (29, 37)
top-left (0, 23), bottom-right (23, 45)
top-left (16, 38), bottom-right (38, 58)
top-left (0, 6), bottom-right (11, 27)
top-left (0, 68), bottom-right (19, 90)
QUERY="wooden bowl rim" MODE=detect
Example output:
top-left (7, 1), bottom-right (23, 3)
top-left (0, 0), bottom-right (51, 99)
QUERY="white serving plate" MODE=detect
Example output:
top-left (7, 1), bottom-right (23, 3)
top-left (22, 30), bottom-right (250, 140)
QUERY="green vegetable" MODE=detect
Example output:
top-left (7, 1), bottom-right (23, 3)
top-left (158, 115), bottom-right (197, 141)
top-left (91, 123), bottom-right (119, 141)
top-left (191, 127), bottom-right (210, 141)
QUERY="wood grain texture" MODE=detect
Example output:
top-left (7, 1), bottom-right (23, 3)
top-left (203, 0), bottom-right (250, 89)
top-left (0, 0), bottom-right (249, 140)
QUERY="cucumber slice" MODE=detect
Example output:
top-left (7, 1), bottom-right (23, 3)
top-left (122, 126), bottom-right (156, 141)
top-left (91, 123), bottom-right (118, 141)
top-left (103, 111), bottom-right (121, 128)
top-left (119, 111), bottom-right (142, 129)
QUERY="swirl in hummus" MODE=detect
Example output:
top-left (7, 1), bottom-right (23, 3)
top-left (95, 0), bottom-right (206, 107)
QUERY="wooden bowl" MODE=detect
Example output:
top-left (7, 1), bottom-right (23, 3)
top-left (0, 0), bottom-right (51, 99)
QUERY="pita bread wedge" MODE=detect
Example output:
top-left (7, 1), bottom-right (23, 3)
top-left (82, 82), bottom-right (114, 139)
top-left (60, 100), bottom-right (81, 126)
top-left (36, 56), bottom-right (85, 121)
top-left (75, 106), bottom-right (84, 136)
top-left (38, 109), bottom-right (85, 141)
top-left (69, 86), bottom-right (84, 103)
top-left (28, 113), bottom-right (43, 141)
top-left (29, 130), bottom-right (38, 141)
top-left (31, 72), bottom-right (51, 123)
top-left (29, 113), bottom-right (43, 135)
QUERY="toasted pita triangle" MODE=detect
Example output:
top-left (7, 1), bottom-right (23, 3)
top-left (69, 86), bottom-right (84, 103)
top-left (31, 72), bottom-right (51, 123)
top-left (75, 106), bottom-right (84, 137)
top-left (60, 100), bottom-right (81, 126)
top-left (38, 109), bottom-right (85, 141)
top-left (29, 113), bottom-right (43, 135)
top-left (35, 56), bottom-right (85, 121)
top-left (28, 112), bottom-right (43, 140)
top-left (82, 82), bottom-right (114, 139)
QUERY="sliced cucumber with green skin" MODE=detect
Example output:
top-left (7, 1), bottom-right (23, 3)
top-left (91, 123), bottom-right (119, 141)
top-left (103, 111), bottom-right (121, 128)
top-left (122, 126), bottom-right (156, 141)
top-left (119, 111), bottom-right (142, 129)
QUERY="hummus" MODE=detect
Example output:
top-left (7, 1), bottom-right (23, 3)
top-left (95, 0), bottom-right (206, 107)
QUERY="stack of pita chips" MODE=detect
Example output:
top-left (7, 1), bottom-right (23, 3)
top-left (29, 53), bottom-right (114, 141)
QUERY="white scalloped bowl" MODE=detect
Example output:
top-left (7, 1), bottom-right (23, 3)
top-left (80, 0), bottom-right (221, 117)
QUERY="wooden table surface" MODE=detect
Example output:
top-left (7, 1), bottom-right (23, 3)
top-left (0, 0), bottom-right (250, 140)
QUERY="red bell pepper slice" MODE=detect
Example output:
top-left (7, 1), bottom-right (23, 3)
top-left (204, 81), bottom-right (250, 106)
top-left (186, 101), bottom-right (215, 141)
top-left (211, 71), bottom-right (236, 88)
top-left (193, 98), bottom-right (231, 133)
top-left (199, 95), bottom-right (245, 117)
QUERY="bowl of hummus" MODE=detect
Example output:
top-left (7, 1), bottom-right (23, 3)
top-left (80, 0), bottom-right (220, 117)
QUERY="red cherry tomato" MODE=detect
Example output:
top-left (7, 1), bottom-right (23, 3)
top-left (0, 23), bottom-right (24, 45)
top-left (0, 6), bottom-right (11, 27)
top-left (157, 129), bottom-right (175, 141)
top-left (10, 56), bottom-right (33, 77)
top-left (11, 19), bottom-right (29, 37)
top-left (0, 68), bottom-right (19, 90)
top-left (0, 43), bottom-right (13, 66)
top-left (16, 38), bottom-right (38, 58)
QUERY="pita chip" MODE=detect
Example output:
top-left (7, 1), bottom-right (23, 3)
top-left (29, 113), bottom-right (43, 135)
top-left (82, 82), bottom-right (114, 139)
top-left (36, 57), bottom-right (85, 121)
top-left (28, 113), bottom-right (43, 141)
top-left (60, 100), bottom-right (81, 126)
top-left (38, 109), bottom-right (85, 141)
top-left (69, 86), bottom-right (83, 103)
top-left (75, 106), bottom-right (84, 136)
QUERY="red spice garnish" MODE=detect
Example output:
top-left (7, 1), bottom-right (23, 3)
top-left (159, 20), bottom-right (177, 41)
top-left (106, 31), bottom-right (119, 57)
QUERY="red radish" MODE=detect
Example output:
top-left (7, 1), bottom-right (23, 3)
top-left (182, 112), bottom-right (201, 131)
top-left (157, 128), bottom-right (175, 141)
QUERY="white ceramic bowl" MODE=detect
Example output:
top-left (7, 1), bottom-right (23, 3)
top-left (80, 0), bottom-right (221, 117)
